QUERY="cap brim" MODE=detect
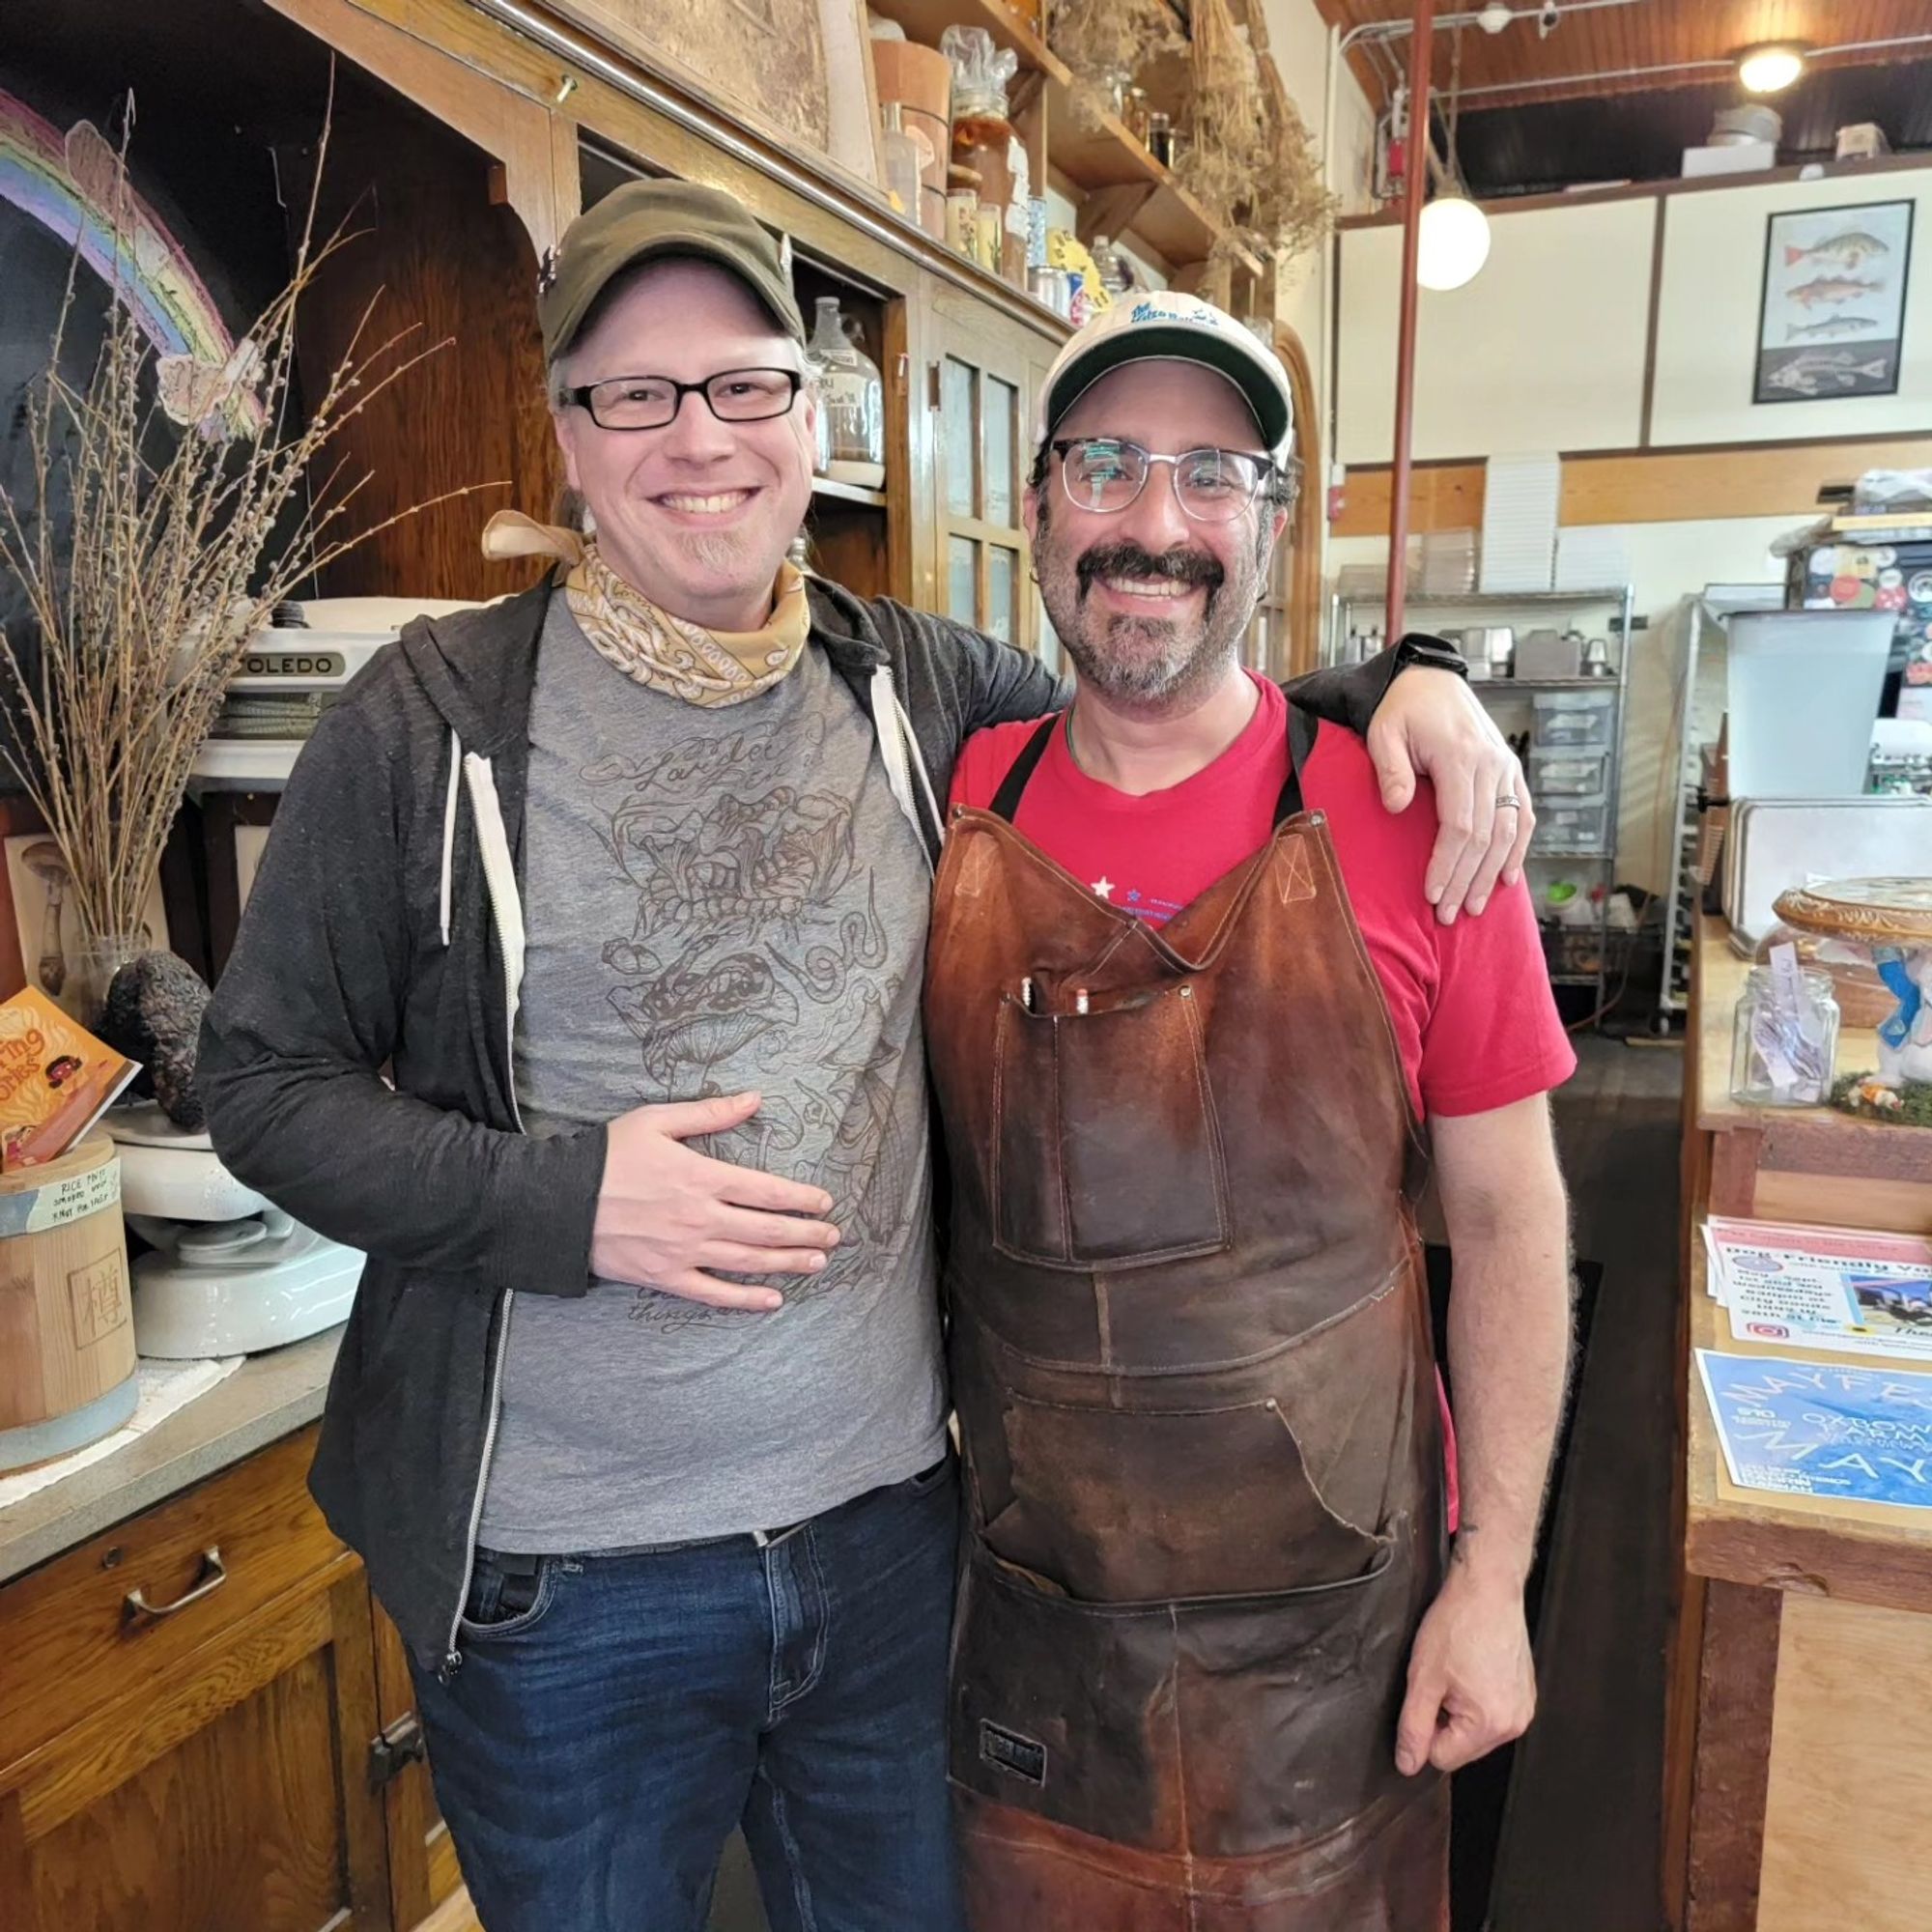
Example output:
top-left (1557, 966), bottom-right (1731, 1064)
top-left (1042, 325), bottom-right (1290, 453)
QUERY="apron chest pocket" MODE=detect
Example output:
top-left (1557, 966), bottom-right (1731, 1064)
top-left (991, 984), bottom-right (1232, 1269)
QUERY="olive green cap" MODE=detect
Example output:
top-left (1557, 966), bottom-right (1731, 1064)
top-left (537, 179), bottom-right (806, 362)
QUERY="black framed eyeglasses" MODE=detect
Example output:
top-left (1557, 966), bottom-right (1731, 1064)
top-left (1052, 437), bottom-right (1277, 523)
top-left (566, 366), bottom-right (804, 431)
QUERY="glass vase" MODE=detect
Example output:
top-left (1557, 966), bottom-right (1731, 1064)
top-left (71, 929), bottom-right (151, 1030)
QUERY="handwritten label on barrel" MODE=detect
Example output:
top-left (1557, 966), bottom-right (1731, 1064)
top-left (0, 1155), bottom-right (121, 1238)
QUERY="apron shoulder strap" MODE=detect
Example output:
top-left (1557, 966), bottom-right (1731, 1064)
top-left (1273, 692), bottom-right (1320, 828)
top-left (987, 714), bottom-right (1061, 823)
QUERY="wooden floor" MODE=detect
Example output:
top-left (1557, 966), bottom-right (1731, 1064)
top-left (1486, 1033), bottom-right (1684, 1932)
top-left (438, 1036), bottom-right (1690, 1932)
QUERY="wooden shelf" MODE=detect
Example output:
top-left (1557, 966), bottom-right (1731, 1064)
top-left (866, 0), bottom-right (1058, 75)
top-left (865, 0), bottom-right (1262, 278)
top-left (810, 475), bottom-right (890, 508)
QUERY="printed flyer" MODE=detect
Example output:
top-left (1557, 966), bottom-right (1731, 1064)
top-left (1697, 1350), bottom-right (1932, 1511)
top-left (1703, 1216), bottom-right (1932, 1363)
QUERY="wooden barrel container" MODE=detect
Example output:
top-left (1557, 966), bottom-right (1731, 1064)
top-left (0, 1133), bottom-right (137, 1473)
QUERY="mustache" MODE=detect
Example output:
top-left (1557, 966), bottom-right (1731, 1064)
top-left (1075, 540), bottom-right (1225, 597)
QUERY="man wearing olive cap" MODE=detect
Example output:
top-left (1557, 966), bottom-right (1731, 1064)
top-left (200, 180), bottom-right (1533, 1931)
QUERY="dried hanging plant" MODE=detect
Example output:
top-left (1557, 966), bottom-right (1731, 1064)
top-left (1049, 0), bottom-right (1185, 130)
top-left (1179, 0), bottom-right (1335, 269)
top-left (0, 99), bottom-right (481, 952)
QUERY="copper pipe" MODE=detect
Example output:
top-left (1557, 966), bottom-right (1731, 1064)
top-left (1384, 0), bottom-right (1435, 644)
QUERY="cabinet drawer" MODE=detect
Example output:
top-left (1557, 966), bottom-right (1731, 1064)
top-left (0, 1427), bottom-right (346, 1769)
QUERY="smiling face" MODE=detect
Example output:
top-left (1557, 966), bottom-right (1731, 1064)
top-left (552, 258), bottom-right (817, 632)
top-left (1027, 358), bottom-right (1284, 713)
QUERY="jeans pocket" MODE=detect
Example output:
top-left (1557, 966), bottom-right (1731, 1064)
top-left (460, 1552), bottom-right (561, 1641)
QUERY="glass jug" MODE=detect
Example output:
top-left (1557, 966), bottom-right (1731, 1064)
top-left (807, 295), bottom-right (885, 490)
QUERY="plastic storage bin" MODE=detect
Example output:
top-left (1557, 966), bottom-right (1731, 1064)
top-left (1533, 801), bottom-right (1610, 856)
top-left (1532, 689), bottom-right (1616, 749)
top-left (1530, 749), bottom-right (1609, 796)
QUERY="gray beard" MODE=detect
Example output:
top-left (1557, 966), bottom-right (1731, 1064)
top-left (1058, 610), bottom-right (1239, 714)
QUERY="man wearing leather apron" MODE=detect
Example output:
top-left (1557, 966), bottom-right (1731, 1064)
top-left (923, 293), bottom-right (1577, 1931)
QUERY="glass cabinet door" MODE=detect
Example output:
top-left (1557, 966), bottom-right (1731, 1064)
top-left (930, 321), bottom-right (1047, 653)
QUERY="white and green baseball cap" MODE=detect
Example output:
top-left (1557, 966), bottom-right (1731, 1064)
top-left (1034, 290), bottom-right (1295, 462)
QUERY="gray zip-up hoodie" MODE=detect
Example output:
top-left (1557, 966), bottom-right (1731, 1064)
top-left (197, 574), bottom-right (1406, 1676)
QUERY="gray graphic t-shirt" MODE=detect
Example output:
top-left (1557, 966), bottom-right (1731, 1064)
top-left (478, 598), bottom-right (947, 1551)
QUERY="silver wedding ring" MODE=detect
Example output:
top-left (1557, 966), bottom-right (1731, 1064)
top-left (1496, 794), bottom-right (1522, 810)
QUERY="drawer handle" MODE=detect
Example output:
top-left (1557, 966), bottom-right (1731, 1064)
top-left (123, 1547), bottom-right (227, 1627)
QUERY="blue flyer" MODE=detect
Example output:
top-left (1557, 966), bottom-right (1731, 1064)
top-left (1696, 1349), bottom-right (1932, 1511)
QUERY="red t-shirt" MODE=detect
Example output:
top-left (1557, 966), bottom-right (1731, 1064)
top-left (949, 673), bottom-right (1577, 1122)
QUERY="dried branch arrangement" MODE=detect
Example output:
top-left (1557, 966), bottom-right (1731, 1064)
top-left (1179, 0), bottom-right (1335, 269)
top-left (1049, 0), bottom-right (1185, 130)
top-left (0, 107), bottom-right (470, 952)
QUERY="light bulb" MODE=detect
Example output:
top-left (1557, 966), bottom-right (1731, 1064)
top-left (1738, 44), bottom-right (1804, 94)
top-left (1416, 195), bottom-right (1492, 291)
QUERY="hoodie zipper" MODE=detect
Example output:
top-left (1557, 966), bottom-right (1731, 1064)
top-left (867, 663), bottom-right (941, 867)
top-left (440, 752), bottom-right (529, 1680)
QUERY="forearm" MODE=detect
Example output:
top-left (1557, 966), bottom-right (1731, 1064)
top-left (1439, 1128), bottom-right (1574, 1590)
top-left (197, 1043), bottom-right (607, 1294)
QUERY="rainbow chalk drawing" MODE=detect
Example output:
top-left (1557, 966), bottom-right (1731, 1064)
top-left (0, 90), bottom-right (264, 438)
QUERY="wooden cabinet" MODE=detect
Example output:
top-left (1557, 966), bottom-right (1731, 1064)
top-left (0, 1429), bottom-right (450, 1932)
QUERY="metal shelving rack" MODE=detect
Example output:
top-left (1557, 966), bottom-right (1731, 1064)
top-left (1327, 585), bottom-right (1636, 1020)
top-left (1653, 583), bottom-right (1784, 1028)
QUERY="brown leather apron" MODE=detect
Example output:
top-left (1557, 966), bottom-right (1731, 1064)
top-left (923, 705), bottom-right (1450, 1931)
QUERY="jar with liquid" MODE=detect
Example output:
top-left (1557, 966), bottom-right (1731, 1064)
top-left (806, 295), bottom-right (885, 490)
top-left (942, 25), bottom-right (1024, 284)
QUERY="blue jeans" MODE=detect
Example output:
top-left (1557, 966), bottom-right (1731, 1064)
top-left (411, 1458), bottom-right (965, 1932)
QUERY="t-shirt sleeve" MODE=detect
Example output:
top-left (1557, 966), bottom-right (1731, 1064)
top-left (1420, 880), bottom-right (1577, 1117)
top-left (950, 723), bottom-right (1024, 811)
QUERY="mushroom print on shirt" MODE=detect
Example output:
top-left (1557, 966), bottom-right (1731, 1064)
top-left (477, 596), bottom-right (949, 1555)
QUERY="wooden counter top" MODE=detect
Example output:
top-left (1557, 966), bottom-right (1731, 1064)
top-left (1685, 1240), bottom-right (1932, 1616)
top-left (1690, 913), bottom-right (1932, 1232)
top-left (0, 1325), bottom-right (339, 1586)
top-left (1684, 915), bottom-right (1932, 1614)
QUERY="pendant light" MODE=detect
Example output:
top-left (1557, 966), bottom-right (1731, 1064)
top-left (1415, 28), bottom-right (1491, 293)
top-left (1417, 194), bottom-right (1492, 290)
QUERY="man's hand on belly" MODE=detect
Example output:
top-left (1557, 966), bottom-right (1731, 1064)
top-left (1393, 1559), bottom-right (1536, 1776)
top-left (592, 1092), bottom-right (842, 1311)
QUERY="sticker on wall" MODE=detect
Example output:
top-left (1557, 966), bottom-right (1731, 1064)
top-left (1754, 199), bottom-right (1914, 405)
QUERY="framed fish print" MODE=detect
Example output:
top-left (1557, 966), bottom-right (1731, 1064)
top-left (1756, 199), bottom-right (1913, 404)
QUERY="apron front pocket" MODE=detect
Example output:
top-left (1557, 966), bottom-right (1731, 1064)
top-left (991, 985), bottom-right (1232, 1269)
top-left (952, 1538), bottom-right (1417, 1861)
top-left (982, 1387), bottom-right (1387, 1602)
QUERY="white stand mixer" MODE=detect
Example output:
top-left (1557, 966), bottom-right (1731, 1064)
top-left (106, 1103), bottom-right (362, 1356)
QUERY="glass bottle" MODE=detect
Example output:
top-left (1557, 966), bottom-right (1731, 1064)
top-left (1090, 233), bottom-right (1131, 297)
top-left (879, 101), bottom-right (923, 226)
top-left (806, 295), bottom-right (886, 490)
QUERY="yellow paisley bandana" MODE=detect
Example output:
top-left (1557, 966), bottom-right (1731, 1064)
top-left (480, 508), bottom-right (810, 707)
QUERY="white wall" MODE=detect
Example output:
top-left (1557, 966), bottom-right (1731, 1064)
top-left (1650, 170), bottom-right (1932, 446)
top-left (1338, 197), bottom-right (1658, 465)
top-left (1259, 0), bottom-right (1378, 441)
top-left (1335, 159), bottom-right (1932, 465)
